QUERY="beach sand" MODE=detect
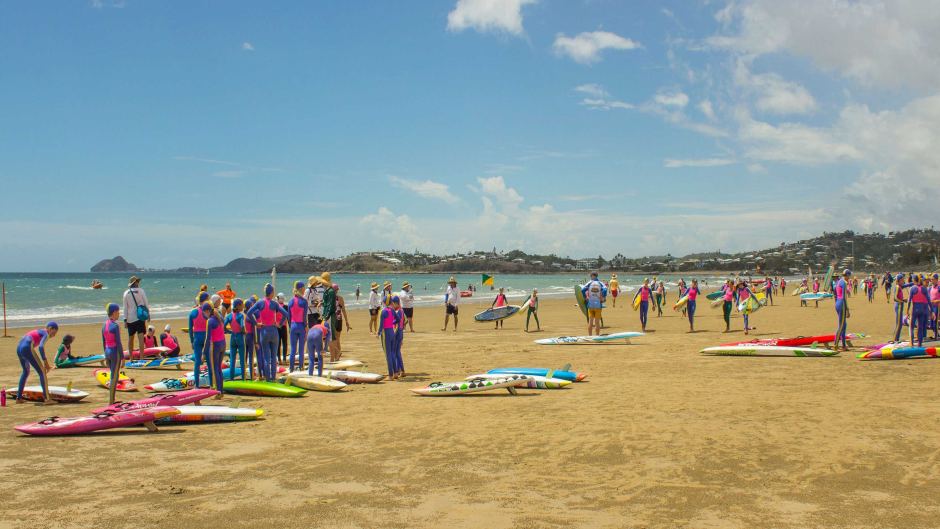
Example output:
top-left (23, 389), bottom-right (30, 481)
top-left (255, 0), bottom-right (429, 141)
top-left (1, 292), bottom-right (939, 529)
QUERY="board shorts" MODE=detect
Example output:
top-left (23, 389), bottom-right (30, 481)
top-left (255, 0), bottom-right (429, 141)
top-left (403, 307), bottom-right (414, 318)
top-left (334, 320), bottom-right (343, 336)
top-left (611, 290), bottom-right (619, 298)
top-left (588, 308), bottom-right (602, 319)
top-left (446, 305), bottom-right (459, 315)
top-left (307, 314), bottom-right (321, 327)
top-left (369, 308), bottom-right (379, 316)
top-left (126, 319), bottom-right (146, 335)
top-left (222, 302), bottom-right (231, 309)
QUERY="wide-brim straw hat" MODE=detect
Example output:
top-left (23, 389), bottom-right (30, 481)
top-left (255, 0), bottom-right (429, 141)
top-left (370, 282), bottom-right (378, 289)
top-left (402, 281), bottom-right (411, 289)
top-left (128, 275), bottom-right (140, 286)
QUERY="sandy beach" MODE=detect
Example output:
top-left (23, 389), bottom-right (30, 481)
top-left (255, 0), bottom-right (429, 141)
top-left (1, 293), bottom-right (938, 529)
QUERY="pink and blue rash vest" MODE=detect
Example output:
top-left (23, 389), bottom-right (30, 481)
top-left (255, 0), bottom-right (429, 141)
top-left (288, 295), bottom-right (308, 324)
top-left (930, 285), bottom-right (940, 303)
top-left (246, 297), bottom-right (290, 327)
top-left (723, 285), bottom-right (734, 302)
top-left (191, 309), bottom-right (207, 333)
top-left (687, 287), bottom-right (699, 301)
top-left (102, 319), bottom-right (120, 349)
top-left (834, 279), bottom-right (847, 300)
top-left (26, 329), bottom-right (47, 347)
top-left (226, 312), bottom-right (244, 334)
top-left (910, 285), bottom-right (929, 305)
top-left (162, 333), bottom-right (178, 349)
top-left (638, 286), bottom-right (651, 301)
top-left (494, 294), bottom-right (507, 308)
top-left (737, 286), bottom-right (751, 301)
top-left (208, 314), bottom-right (225, 343)
top-left (380, 307), bottom-right (399, 330)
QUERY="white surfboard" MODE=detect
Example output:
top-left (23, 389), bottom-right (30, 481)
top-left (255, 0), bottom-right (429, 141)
top-left (534, 331), bottom-right (643, 345)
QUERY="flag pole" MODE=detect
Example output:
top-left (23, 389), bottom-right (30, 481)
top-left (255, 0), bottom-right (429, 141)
top-left (2, 282), bottom-right (9, 338)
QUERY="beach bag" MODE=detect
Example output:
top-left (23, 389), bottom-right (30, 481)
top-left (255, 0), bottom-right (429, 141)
top-left (129, 289), bottom-right (150, 321)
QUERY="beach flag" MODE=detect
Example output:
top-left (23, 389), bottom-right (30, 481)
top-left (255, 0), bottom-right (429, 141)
top-left (482, 274), bottom-right (494, 287)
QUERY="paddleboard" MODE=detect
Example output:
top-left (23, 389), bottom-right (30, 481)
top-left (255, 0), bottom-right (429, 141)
top-left (124, 355), bottom-right (193, 370)
top-left (800, 292), bottom-right (833, 301)
top-left (705, 290), bottom-right (724, 301)
top-left (122, 347), bottom-right (172, 360)
top-left (534, 331), bottom-right (643, 345)
top-left (94, 368), bottom-right (138, 391)
top-left (710, 298), bottom-right (724, 308)
top-left (6, 385), bottom-right (89, 403)
top-left (791, 285), bottom-right (808, 296)
top-left (283, 373), bottom-right (347, 392)
top-left (465, 373), bottom-right (570, 389)
top-left (700, 345), bottom-right (839, 357)
top-left (14, 406), bottom-right (179, 436)
top-left (323, 359), bottom-right (365, 370)
top-left (722, 333), bottom-right (866, 347)
top-left (632, 294), bottom-right (641, 311)
top-left (574, 285), bottom-right (588, 319)
top-left (673, 294), bottom-right (690, 310)
top-left (875, 340), bottom-right (940, 354)
top-left (144, 367), bottom-right (243, 392)
top-left (319, 369), bottom-right (385, 384)
top-left (857, 347), bottom-right (940, 361)
top-left (411, 375), bottom-right (530, 396)
top-left (487, 367), bottom-right (586, 382)
top-left (156, 405), bottom-right (265, 423)
top-left (223, 380), bottom-right (307, 398)
top-left (474, 305), bottom-right (522, 322)
top-left (55, 354), bottom-right (106, 368)
top-left (91, 389), bottom-right (219, 414)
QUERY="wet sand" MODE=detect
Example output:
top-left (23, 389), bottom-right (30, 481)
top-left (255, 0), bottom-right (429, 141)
top-left (1, 292), bottom-right (938, 529)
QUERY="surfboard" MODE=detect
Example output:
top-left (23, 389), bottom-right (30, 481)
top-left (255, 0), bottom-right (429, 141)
top-left (857, 347), bottom-right (940, 361)
top-left (632, 294), bottom-right (641, 311)
top-left (791, 285), bottom-right (808, 296)
top-left (122, 347), bottom-right (172, 360)
top-left (534, 331), bottom-right (643, 345)
top-left (6, 385), bottom-right (89, 403)
top-left (465, 373), bottom-right (570, 389)
top-left (318, 369), bottom-right (385, 383)
top-left (474, 305), bottom-right (522, 322)
top-left (800, 292), bottom-right (834, 301)
top-left (722, 333), bottom-right (865, 347)
top-left (283, 373), bottom-right (347, 392)
top-left (710, 298), bottom-right (724, 308)
top-left (411, 375), bottom-right (530, 396)
top-left (574, 285), bottom-right (588, 319)
top-left (55, 354), bottom-right (106, 368)
top-left (700, 345), bottom-right (839, 357)
top-left (144, 367), bottom-right (243, 392)
top-left (705, 290), bottom-right (724, 301)
top-left (124, 355), bottom-right (193, 370)
top-left (14, 406), bottom-right (179, 436)
top-left (322, 359), bottom-right (365, 370)
top-left (91, 389), bottom-right (219, 414)
top-left (156, 405), bottom-right (265, 423)
top-left (487, 367), bottom-right (586, 382)
top-left (673, 294), bottom-right (690, 310)
top-left (222, 380), bottom-right (307, 397)
top-left (94, 368), bottom-right (137, 391)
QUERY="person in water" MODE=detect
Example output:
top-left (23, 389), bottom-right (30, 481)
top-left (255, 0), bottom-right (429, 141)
top-left (525, 289), bottom-right (540, 332)
top-left (305, 320), bottom-right (331, 377)
top-left (102, 303), bottom-right (124, 404)
top-left (246, 284), bottom-right (290, 382)
top-left (225, 299), bottom-right (247, 380)
top-left (189, 291), bottom-right (211, 384)
top-left (159, 324), bottom-right (181, 357)
top-left (368, 282), bottom-right (381, 333)
top-left (16, 321), bottom-right (57, 403)
top-left (686, 279), bottom-right (701, 332)
top-left (379, 296), bottom-right (403, 379)
top-left (54, 334), bottom-right (76, 367)
top-left (201, 302), bottom-right (226, 397)
top-left (399, 282), bottom-right (415, 332)
top-left (609, 274), bottom-right (620, 307)
top-left (216, 283), bottom-right (237, 316)
top-left (582, 272), bottom-right (608, 336)
top-left (442, 276), bottom-right (460, 332)
top-left (833, 270), bottom-right (851, 351)
top-left (287, 281), bottom-right (310, 372)
top-left (633, 278), bottom-right (653, 332)
top-left (491, 287), bottom-right (508, 329)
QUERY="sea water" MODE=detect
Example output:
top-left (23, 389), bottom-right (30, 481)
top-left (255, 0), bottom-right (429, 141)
top-left (0, 272), bottom-right (738, 328)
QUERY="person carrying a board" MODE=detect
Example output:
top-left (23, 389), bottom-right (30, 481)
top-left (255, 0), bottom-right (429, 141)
top-left (491, 288), bottom-right (509, 329)
top-left (735, 280), bottom-right (755, 335)
top-left (687, 279), bottom-right (701, 332)
top-left (525, 289), bottom-right (540, 332)
top-left (442, 277), bottom-right (460, 332)
top-left (582, 272), bottom-right (607, 336)
top-left (721, 279), bottom-right (735, 332)
top-left (633, 279), bottom-right (653, 332)
top-left (102, 304), bottom-right (124, 404)
top-left (15, 321), bottom-right (57, 404)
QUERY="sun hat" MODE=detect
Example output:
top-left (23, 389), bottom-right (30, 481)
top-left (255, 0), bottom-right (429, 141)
top-left (402, 281), bottom-right (411, 289)
top-left (370, 282), bottom-right (378, 289)
top-left (128, 275), bottom-right (140, 287)
top-left (321, 272), bottom-right (332, 283)
top-left (448, 276), bottom-right (457, 284)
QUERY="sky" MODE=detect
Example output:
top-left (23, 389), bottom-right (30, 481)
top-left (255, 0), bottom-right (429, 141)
top-left (2, 0), bottom-right (939, 271)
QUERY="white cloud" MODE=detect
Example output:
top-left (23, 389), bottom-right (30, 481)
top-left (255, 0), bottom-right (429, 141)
top-left (389, 176), bottom-right (460, 204)
top-left (698, 100), bottom-right (717, 121)
top-left (446, 0), bottom-right (536, 36)
top-left (734, 61), bottom-right (816, 115)
top-left (212, 170), bottom-right (244, 178)
top-left (653, 90), bottom-right (689, 108)
top-left (708, 0), bottom-right (940, 91)
top-left (580, 98), bottom-right (633, 111)
top-left (553, 31), bottom-right (641, 64)
top-left (359, 207), bottom-right (427, 249)
top-left (575, 84), bottom-right (608, 98)
top-left (242, 42), bottom-right (255, 52)
top-left (663, 158), bottom-right (736, 168)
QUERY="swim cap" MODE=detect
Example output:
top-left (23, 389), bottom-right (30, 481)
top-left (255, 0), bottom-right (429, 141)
top-left (164, 324), bottom-right (171, 331)
top-left (294, 281), bottom-right (305, 292)
top-left (934, 274), bottom-right (939, 280)
top-left (46, 321), bottom-right (58, 330)
top-left (277, 293), bottom-right (285, 301)
top-left (62, 334), bottom-right (74, 345)
top-left (245, 298), bottom-right (255, 308)
top-left (249, 294), bottom-right (258, 303)
top-left (391, 296), bottom-right (401, 304)
top-left (201, 302), bottom-right (212, 312)
top-left (843, 269), bottom-right (852, 276)
top-left (107, 303), bottom-right (120, 315)
top-left (332, 283), bottom-right (339, 291)
top-left (264, 283), bottom-right (274, 296)
top-left (211, 294), bottom-right (221, 304)
top-left (147, 325), bottom-right (155, 331)
top-left (198, 292), bottom-right (210, 303)
top-left (896, 273), bottom-right (904, 281)
top-left (233, 298), bottom-right (244, 309)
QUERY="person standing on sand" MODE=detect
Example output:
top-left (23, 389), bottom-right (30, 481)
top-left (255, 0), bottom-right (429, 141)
top-left (122, 275), bottom-right (150, 359)
top-left (882, 272), bottom-right (894, 303)
top-left (655, 281), bottom-right (665, 317)
top-left (243, 298), bottom-right (257, 380)
top-left (331, 284), bottom-right (351, 360)
top-left (400, 281), bottom-right (415, 332)
top-left (103, 304), bottom-right (124, 403)
top-left (202, 302), bottom-right (226, 396)
top-left (908, 275), bottom-right (930, 347)
top-left (491, 287), bottom-right (508, 329)
top-left (721, 279), bottom-right (734, 332)
top-left (224, 300), bottom-right (246, 380)
top-left (392, 296), bottom-right (405, 379)
top-left (189, 291), bottom-right (210, 384)
top-left (276, 293), bottom-right (289, 365)
top-left (633, 279), bottom-right (653, 332)
top-left (686, 279), bottom-right (701, 332)
top-left (321, 272), bottom-right (337, 341)
top-left (780, 278), bottom-right (787, 296)
top-left (381, 281), bottom-right (393, 307)
top-left (303, 276), bottom-right (322, 327)
top-left (812, 276), bottom-right (821, 308)
top-left (368, 282), bottom-right (381, 333)
top-left (216, 283), bottom-right (236, 316)
top-left (833, 270), bottom-right (851, 351)
top-left (891, 273), bottom-right (908, 343)
top-left (582, 271), bottom-right (607, 336)
top-left (15, 322), bottom-right (57, 404)
top-left (442, 276), bottom-right (460, 332)
top-left (525, 289), bottom-right (540, 332)
top-left (736, 280), bottom-right (755, 335)
top-left (379, 296), bottom-right (403, 379)
top-left (763, 276), bottom-right (774, 306)
top-left (609, 274), bottom-right (620, 307)
top-left (246, 284), bottom-right (289, 381)
top-left (305, 320), bottom-right (331, 376)
top-left (287, 281), bottom-right (309, 372)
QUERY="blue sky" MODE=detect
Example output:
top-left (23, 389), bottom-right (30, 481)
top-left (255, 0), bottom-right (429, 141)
top-left (2, 0), bottom-right (938, 271)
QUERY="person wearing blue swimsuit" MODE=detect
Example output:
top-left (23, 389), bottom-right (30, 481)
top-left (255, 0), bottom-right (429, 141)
top-left (225, 298), bottom-right (247, 381)
top-left (908, 275), bottom-right (931, 347)
top-left (833, 270), bottom-right (851, 351)
top-left (246, 284), bottom-right (290, 381)
top-left (287, 281), bottom-right (310, 372)
top-left (102, 304), bottom-right (124, 404)
top-left (188, 291), bottom-right (210, 387)
top-left (15, 322), bottom-right (58, 403)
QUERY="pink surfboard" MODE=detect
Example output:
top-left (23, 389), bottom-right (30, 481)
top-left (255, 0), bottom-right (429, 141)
top-left (90, 388), bottom-right (219, 414)
top-left (123, 347), bottom-right (172, 360)
top-left (14, 406), bottom-right (180, 436)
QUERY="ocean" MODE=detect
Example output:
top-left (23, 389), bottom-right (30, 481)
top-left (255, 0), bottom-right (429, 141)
top-left (0, 271), bottom-right (740, 329)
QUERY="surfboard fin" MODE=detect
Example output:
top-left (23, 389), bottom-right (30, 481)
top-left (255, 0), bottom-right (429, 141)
top-left (507, 387), bottom-right (518, 395)
top-left (143, 421), bottom-right (159, 433)
top-left (560, 363), bottom-right (572, 371)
